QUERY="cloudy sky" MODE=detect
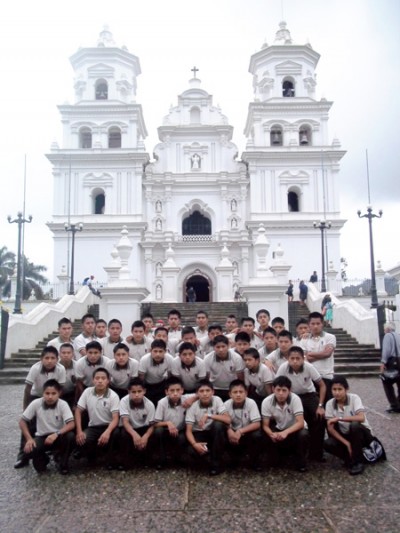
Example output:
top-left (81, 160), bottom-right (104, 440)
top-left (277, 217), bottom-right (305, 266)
top-left (0, 0), bottom-right (399, 281)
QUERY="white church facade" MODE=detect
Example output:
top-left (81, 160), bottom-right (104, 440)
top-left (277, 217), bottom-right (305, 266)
top-left (47, 23), bottom-right (346, 306)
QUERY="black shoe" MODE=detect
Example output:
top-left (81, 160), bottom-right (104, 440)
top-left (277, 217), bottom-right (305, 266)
top-left (14, 458), bottom-right (29, 469)
top-left (117, 465), bottom-right (126, 471)
top-left (59, 467), bottom-right (70, 475)
top-left (297, 464), bottom-right (307, 473)
top-left (209, 467), bottom-right (222, 476)
top-left (251, 464), bottom-right (263, 472)
top-left (156, 463), bottom-right (165, 471)
top-left (105, 464), bottom-right (115, 471)
top-left (349, 462), bottom-right (364, 476)
top-left (32, 454), bottom-right (50, 473)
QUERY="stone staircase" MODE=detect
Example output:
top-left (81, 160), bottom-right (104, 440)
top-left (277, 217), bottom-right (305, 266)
top-left (288, 301), bottom-right (381, 378)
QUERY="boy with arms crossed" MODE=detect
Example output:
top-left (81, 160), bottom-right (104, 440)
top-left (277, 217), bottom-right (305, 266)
top-left (138, 339), bottom-right (174, 405)
top-left (171, 342), bottom-right (207, 393)
top-left (106, 342), bottom-right (139, 398)
top-left (243, 348), bottom-right (274, 408)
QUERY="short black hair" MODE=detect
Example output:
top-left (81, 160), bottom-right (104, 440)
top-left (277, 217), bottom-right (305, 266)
top-left (271, 317), bottom-right (285, 326)
top-left (331, 375), bottom-right (349, 389)
top-left (208, 323), bottom-right (223, 333)
top-left (85, 340), bottom-right (103, 352)
top-left (212, 334), bottom-right (229, 346)
top-left (263, 326), bottom-right (277, 337)
top-left (178, 342), bottom-right (196, 354)
top-left (278, 330), bottom-right (293, 341)
top-left (59, 343), bottom-right (74, 352)
top-left (96, 319), bottom-right (107, 326)
top-left (151, 339), bottom-right (167, 350)
top-left (141, 312), bottom-right (154, 320)
top-left (154, 326), bottom-right (168, 336)
top-left (243, 348), bottom-right (260, 359)
top-left (41, 346), bottom-right (58, 358)
top-left (43, 379), bottom-right (63, 392)
top-left (308, 312), bottom-right (324, 322)
top-left (58, 317), bottom-right (72, 328)
top-left (168, 309), bottom-right (181, 319)
top-left (113, 342), bottom-right (130, 353)
top-left (196, 379), bottom-right (214, 391)
top-left (229, 379), bottom-right (247, 391)
top-left (131, 320), bottom-right (145, 330)
top-left (182, 326), bottom-right (196, 337)
top-left (165, 376), bottom-right (184, 389)
top-left (108, 318), bottom-right (122, 328)
top-left (81, 313), bottom-right (96, 324)
top-left (256, 309), bottom-right (270, 318)
top-left (241, 317), bottom-right (255, 326)
top-left (235, 331), bottom-right (251, 343)
top-left (272, 376), bottom-right (292, 389)
top-left (196, 310), bottom-right (208, 318)
top-left (288, 346), bottom-right (304, 357)
top-left (93, 367), bottom-right (110, 380)
top-left (296, 318), bottom-right (309, 328)
top-left (128, 377), bottom-right (146, 389)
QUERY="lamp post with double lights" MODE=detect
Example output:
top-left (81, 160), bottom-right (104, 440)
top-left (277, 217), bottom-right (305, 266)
top-left (313, 220), bottom-right (331, 293)
top-left (7, 212), bottom-right (33, 314)
top-left (357, 206), bottom-right (382, 309)
top-left (64, 222), bottom-right (83, 295)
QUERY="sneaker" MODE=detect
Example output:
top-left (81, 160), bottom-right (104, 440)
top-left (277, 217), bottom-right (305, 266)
top-left (14, 458), bottom-right (29, 469)
top-left (349, 462), bottom-right (364, 475)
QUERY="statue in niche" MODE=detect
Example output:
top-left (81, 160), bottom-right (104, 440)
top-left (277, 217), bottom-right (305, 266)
top-left (156, 263), bottom-right (162, 277)
top-left (233, 261), bottom-right (239, 276)
top-left (191, 153), bottom-right (201, 170)
top-left (155, 200), bottom-right (162, 213)
top-left (231, 217), bottom-right (238, 229)
top-left (156, 284), bottom-right (162, 300)
top-left (231, 199), bottom-right (237, 212)
top-left (156, 218), bottom-right (162, 231)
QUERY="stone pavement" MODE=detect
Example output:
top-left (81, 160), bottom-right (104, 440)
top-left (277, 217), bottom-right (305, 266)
top-left (0, 379), bottom-right (399, 533)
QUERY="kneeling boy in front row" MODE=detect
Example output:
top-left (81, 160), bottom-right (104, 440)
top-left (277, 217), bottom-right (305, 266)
top-left (18, 379), bottom-right (75, 475)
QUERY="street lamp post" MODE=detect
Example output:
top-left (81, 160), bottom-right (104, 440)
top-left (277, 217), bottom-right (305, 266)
top-left (64, 223), bottom-right (83, 295)
top-left (357, 206), bottom-right (382, 308)
top-left (313, 220), bottom-right (331, 293)
top-left (7, 212), bottom-right (33, 314)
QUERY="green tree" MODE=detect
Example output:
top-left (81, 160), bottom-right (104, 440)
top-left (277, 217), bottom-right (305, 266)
top-left (0, 246), bottom-right (16, 290)
top-left (1, 254), bottom-right (48, 300)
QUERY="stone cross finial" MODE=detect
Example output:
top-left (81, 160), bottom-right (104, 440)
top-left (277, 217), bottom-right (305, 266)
top-left (191, 66), bottom-right (199, 78)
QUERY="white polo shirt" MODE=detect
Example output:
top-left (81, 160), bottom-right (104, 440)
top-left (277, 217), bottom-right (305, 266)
top-left (276, 361), bottom-right (322, 395)
top-left (185, 396), bottom-right (227, 432)
top-left (171, 356), bottom-right (207, 391)
top-left (138, 353), bottom-right (175, 384)
top-left (22, 398), bottom-right (74, 437)
top-left (105, 358), bottom-right (139, 389)
top-left (194, 326), bottom-right (209, 340)
top-left (325, 393), bottom-right (371, 433)
top-left (75, 356), bottom-right (108, 387)
top-left (266, 349), bottom-right (288, 372)
top-left (25, 362), bottom-right (66, 397)
top-left (77, 387), bottom-right (120, 427)
top-left (261, 392), bottom-right (304, 431)
top-left (300, 332), bottom-right (336, 379)
top-left (101, 337), bottom-right (126, 359)
top-left (126, 338), bottom-right (152, 361)
top-left (119, 395), bottom-right (155, 429)
top-left (47, 337), bottom-right (74, 352)
top-left (154, 394), bottom-right (193, 430)
top-left (73, 333), bottom-right (97, 360)
top-left (61, 360), bottom-right (77, 395)
top-left (199, 337), bottom-right (214, 358)
top-left (250, 335), bottom-right (264, 350)
top-left (204, 349), bottom-right (245, 390)
top-left (224, 398), bottom-right (261, 430)
top-left (244, 364), bottom-right (274, 397)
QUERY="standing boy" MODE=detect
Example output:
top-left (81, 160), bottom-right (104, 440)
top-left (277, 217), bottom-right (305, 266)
top-left (47, 317), bottom-right (74, 351)
top-left (266, 330), bottom-right (293, 373)
top-left (243, 348), bottom-right (274, 408)
top-left (101, 319), bottom-right (124, 358)
top-left (199, 324), bottom-right (224, 357)
top-left (73, 313), bottom-right (97, 359)
top-left (74, 340), bottom-right (107, 403)
top-left (185, 380), bottom-right (231, 475)
top-left (106, 342), bottom-right (139, 398)
top-left (258, 327), bottom-right (278, 361)
top-left (75, 367), bottom-right (120, 468)
top-left (171, 342), bottom-right (207, 393)
top-left (240, 317), bottom-right (264, 349)
top-left (261, 376), bottom-right (309, 472)
top-left (256, 309), bottom-right (271, 334)
top-left (125, 320), bottom-right (152, 361)
top-left (18, 379), bottom-right (75, 474)
top-left (58, 343), bottom-right (77, 408)
top-left (194, 310), bottom-right (209, 339)
top-left (138, 339), bottom-right (175, 405)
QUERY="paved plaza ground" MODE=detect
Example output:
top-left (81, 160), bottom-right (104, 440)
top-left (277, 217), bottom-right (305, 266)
top-left (0, 378), bottom-right (399, 533)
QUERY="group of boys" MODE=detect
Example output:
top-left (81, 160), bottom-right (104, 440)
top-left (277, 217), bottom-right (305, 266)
top-left (15, 307), bottom-right (370, 476)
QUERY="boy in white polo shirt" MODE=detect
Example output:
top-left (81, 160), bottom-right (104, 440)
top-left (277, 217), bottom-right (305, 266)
top-left (276, 346), bottom-right (326, 461)
top-left (199, 324), bottom-right (224, 358)
top-left (58, 343), bottom-right (77, 409)
top-left (243, 348), bottom-right (274, 408)
top-left (265, 330), bottom-right (293, 373)
top-left (125, 320), bottom-right (152, 361)
top-left (138, 339), bottom-right (175, 405)
top-left (18, 379), bottom-right (75, 475)
top-left (74, 340), bottom-right (108, 404)
top-left (185, 380), bottom-right (231, 475)
top-left (153, 377), bottom-right (196, 469)
top-left (73, 313), bottom-right (97, 359)
top-left (47, 317), bottom-right (74, 352)
top-left (300, 311), bottom-right (336, 402)
top-left (204, 335), bottom-right (245, 402)
top-left (75, 367), bottom-right (120, 468)
top-left (224, 379), bottom-right (262, 471)
top-left (171, 342), bottom-right (207, 393)
top-left (106, 342), bottom-right (139, 398)
top-left (118, 378), bottom-right (155, 470)
top-left (261, 376), bottom-right (309, 472)
top-left (101, 319), bottom-right (124, 359)
top-left (258, 327), bottom-right (278, 361)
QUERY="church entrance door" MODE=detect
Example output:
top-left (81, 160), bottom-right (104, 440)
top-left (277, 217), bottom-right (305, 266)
top-left (185, 275), bottom-right (210, 302)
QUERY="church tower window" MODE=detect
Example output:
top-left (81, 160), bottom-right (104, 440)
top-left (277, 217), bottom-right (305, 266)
top-left (282, 78), bottom-right (295, 97)
top-left (288, 189), bottom-right (300, 212)
top-left (270, 126), bottom-right (283, 146)
top-left (92, 189), bottom-right (105, 214)
top-left (79, 127), bottom-right (92, 148)
top-left (299, 125), bottom-right (311, 145)
top-left (95, 79), bottom-right (108, 100)
top-left (190, 106), bottom-right (201, 124)
top-left (182, 210), bottom-right (211, 235)
top-left (108, 127), bottom-right (121, 148)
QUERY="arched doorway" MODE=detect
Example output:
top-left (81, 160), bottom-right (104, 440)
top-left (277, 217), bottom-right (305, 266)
top-left (185, 275), bottom-right (211, 302)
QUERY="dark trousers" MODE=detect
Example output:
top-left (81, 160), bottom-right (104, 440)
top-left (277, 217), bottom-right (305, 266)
top-left (264, 428), bottom-right (309, 468)
top-left (299, 392), bottom-right (325, 460)
top-left (213, 389), bottom-right (230, 402)
top-left (324, 422), bottom-right (373, 464)
top-left (322, 378), bottom-right (333, 403)
top-left (17, 394), bottom-right (39, 460)
top-left (26, 432), bottom-right (75, 471)
top-left (153, 426), bottom-right (187, 465)
top-left (247, 390), bottom-right (266, 411)
top-left (110, 386), bottom-right (129, 400)
top-left (191, 421), bottom-right (227, 469)
top-left (119, 426), bottom-right (153, 468)
top-left (145, 382), bottom-right (166, 406)
top-left (78, 425), bottom-right (116, 465)
top-left (61, 390), bottom-right (76, 410)
top-left (226, 429), bottom-right (263, 467)
top-left (381, 376), bottom-right (400, 409)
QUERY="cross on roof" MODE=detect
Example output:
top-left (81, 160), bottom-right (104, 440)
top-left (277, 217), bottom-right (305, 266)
top-left (191, 66), bottom-right (199, 78)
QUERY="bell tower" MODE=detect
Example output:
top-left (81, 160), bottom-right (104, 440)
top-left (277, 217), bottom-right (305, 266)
top-left (242, 21), bottom-right (346, 278)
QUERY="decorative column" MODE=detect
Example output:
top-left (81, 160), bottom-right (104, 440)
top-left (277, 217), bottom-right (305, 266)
top-left (253, 224), bottom-right (271, 278)
top-left (375, 261), bottom-right (387, 297)
top-left (116, 226), bottom-right (133, 281)
top-left (103, 247), bottom-right (121, 283)
top-left (215, 243), bottom-right (234, 302)
top-left (326, 261), bottom-right (339, 296)
top-left (57, 265), bottom-right (69, 296)
top-left (161, 243), bottom-right (181, 302)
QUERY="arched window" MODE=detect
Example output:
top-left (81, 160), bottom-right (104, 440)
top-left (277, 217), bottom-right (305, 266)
top-left (95, 79), bottom-right (108, 100)
top-left (190, 106), bottom-right (201, 124)
top-left (299, 125), bottom-right (312, 145)
top-left (79, 127), bottom-right (92, 149)
top-left (288, 190), bottom-right (300, 212)
top-left (270, 126), bottom-right (283, 146)
top-left (182, 211), bottom-right (211, 235)
top-left (92, 190), bottom-right (105, 214)
top-left (282, 78), bottom-right (295, 97)
top-left (108, 127), bottom-right (121, 148)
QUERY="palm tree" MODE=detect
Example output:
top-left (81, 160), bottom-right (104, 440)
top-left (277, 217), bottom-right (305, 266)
top-left (0, 246), bottom-right (16, 292)
top-left (1, 254), bottom-right (48, 300)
